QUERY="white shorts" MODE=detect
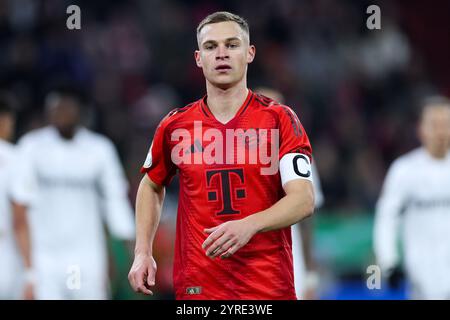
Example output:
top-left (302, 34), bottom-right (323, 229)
top-left (34, 253), bottom-right (109, 300)
top-left (0, 241), bottom-right (24, 299)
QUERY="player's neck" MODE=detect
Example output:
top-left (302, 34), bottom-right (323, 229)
top-left (205, 81), bottom-right (248, 124)
top-left (54, 126), bottom-right (79, 140)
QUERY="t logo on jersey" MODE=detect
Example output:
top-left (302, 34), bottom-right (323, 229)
top-left (206, 168), bottom-right (246, 215)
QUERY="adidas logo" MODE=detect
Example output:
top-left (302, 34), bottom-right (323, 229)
top-left (184, 139), bottom-right (204, 155)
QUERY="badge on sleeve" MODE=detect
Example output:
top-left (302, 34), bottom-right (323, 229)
top-left (143, 144), bottom-right (153, 168)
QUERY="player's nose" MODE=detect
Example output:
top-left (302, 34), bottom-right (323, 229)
top-left (215, 44), bottom-right (229, 60)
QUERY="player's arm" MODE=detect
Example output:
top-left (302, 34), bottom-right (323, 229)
top-left (128, 174), bottom-right (165, 295)
top-left (12, 201), bottom-right (34, 299)
top-left (96, 140), bottom-right (136, 289)
top-left (373, 161), bottom-right (406, 282)
top-left (98, 140), bottom-right (135, 241)
top-left (129, 114), bottom-right (176, 294)
top-left (10, 140), bottom-right (37, 299)
top-left (203, 178), bottom-right (314, 259)
top-left (12, 202), bottom-right (31, 267)
top-left (247, 179), bottom-right (314, 231)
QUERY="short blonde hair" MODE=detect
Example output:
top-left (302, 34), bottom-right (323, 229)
top-left (196, 11), bottom-right (250, 43)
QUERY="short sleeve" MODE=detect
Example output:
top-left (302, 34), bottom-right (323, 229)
top-left (97, 138), bottom-right (135, 240)
top-left (373, 159), bottom-right (409, 272)
top-left (140, 119), bottom-right (176, 186)
top-left (9, 138), bottom-right (38, 206)
top-left (278, 106), bottom-right (312, 161)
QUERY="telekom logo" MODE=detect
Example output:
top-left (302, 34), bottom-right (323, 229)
top-left (206, 168), bottom-right (246, 215)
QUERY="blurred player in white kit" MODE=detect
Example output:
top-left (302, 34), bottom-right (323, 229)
top-left (374, 96), bottom-right (450, 299)
top-left (0, 94), bottom-right (34, 299)
top-left (14, 89), bottom-right (135, 299)
top-left (256, 87), bottom-right (323, 299)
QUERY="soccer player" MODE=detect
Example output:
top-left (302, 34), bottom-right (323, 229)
top-left (255, 87), bottom-right (324, 299)
top-left (14, 90), bottom-right (135, 299)
top-left (128, 12), bottom-right (315, 300)
top-left (0, 95), bottom-right (34, 299)
top-left (374, 96), bottom-right (450, 299)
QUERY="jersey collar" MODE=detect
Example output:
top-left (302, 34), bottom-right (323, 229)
top-left (200, 89), bottom-right (254, 126)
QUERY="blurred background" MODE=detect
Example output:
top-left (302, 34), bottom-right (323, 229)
top-left (1, 0), bottom-right (449, 299)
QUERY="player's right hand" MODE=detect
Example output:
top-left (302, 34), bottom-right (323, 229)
top-left (128, 254), bottom-right (157, 295)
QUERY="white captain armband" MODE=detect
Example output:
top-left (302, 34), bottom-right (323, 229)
top-left (279, 153), bottom-right (313, 186)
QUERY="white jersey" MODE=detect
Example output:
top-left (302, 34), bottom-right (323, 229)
top-left (0, 140), bottom-right (25, 299)
top-left (374, 147), bottom-right (450, 299)
top-left (14, 126), bottom-right (135, 299)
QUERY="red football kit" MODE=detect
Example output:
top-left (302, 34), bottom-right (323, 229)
top-left (141, 89), bottom-right (312, 300)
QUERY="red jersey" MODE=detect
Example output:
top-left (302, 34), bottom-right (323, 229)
top-left (141, 89), bottom-right (312, 300)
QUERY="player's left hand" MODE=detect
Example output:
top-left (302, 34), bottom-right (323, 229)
top-left (202, 219), bottom-right (258, 259)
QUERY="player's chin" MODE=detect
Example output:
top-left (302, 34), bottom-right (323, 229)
top-left (210, 77), bottom-right (238, 90)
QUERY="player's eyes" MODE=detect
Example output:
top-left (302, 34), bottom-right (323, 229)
top-left (203, 42), bottom-right (238, 50)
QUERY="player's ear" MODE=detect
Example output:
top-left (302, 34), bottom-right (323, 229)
top-left (194, 50), bottom-right (202, 68)
top-left (247, 45), bottom-right (255, 64)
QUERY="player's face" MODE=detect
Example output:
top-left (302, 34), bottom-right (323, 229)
top-left (47, 97), bottom-right (81, 139)
top-left (195, 21), bottom-right (255, 89)
top-left (0, 113), bottom-right (14, 141)
top-left (419, 105), bottom-right (450, 156)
